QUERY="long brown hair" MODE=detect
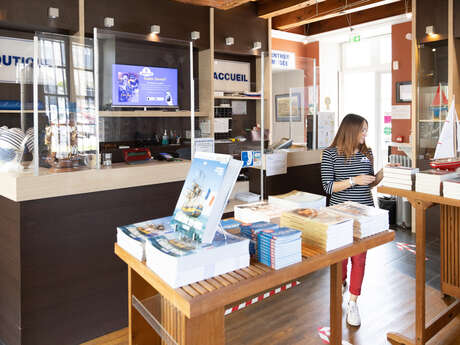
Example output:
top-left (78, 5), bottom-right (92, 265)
top-left (330, 114), bottom-right (371, 160)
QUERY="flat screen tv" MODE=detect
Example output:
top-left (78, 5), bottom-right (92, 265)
top-left (112, 64), bottom-right (178, 108)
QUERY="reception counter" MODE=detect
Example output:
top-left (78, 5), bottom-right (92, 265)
top-left (0, 160), bottom-right (189, 345)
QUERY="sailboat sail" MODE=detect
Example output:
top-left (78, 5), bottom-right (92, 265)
top-left (434, 96), bottom-right (457, 160)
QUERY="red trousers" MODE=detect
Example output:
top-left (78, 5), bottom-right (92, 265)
top-left (342, 251), bottom-right (367, 296)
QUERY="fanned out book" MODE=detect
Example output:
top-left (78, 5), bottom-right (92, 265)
top-left (280, 208), bottom-right (353, 252)
top-left (442, 176), bottom-right (460, 199)
top-left (415, 169), bottom-right (458, 196)
top-left (381, 166), bottom-right (419, 190)
top-left (257, 227), bottom-right (302, 270)
top-left (145, 230), bottom-right (249, 288)
top-left (171, 151), bottom-right (243, 243)
top-left (327, 201), bottom-right (389, 239)
top-left (234, 201), bottom-right (294, 224)
top-left (268, 190), bottom-right (326, 210)
top-left (116, 216), bottom-right (175, 261)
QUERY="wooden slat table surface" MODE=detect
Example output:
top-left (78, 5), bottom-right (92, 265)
top-left (115, 230), bottom-right (394, 319)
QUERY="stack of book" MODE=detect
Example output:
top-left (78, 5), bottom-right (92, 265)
top-left (234, 201), bottom-right (293, 224)
top-left (145, 230), bottom-right (249, 288)
top-left (116, 216), bottom-right (174, 261)
top-left (239, 221), bottom-right (279, 257)
top-left (268, 190), bottom-right (326, 210)
top-left (117, 151), bottom-right (251, 288)
top-left (415, 170), bottom-right (459, 196)
top-left (381, 166), bottom-right (419, 190)
top-left (442, 176), bottom-right (460, 199)
top-left (280, 209), bottom-right (353, 251)
top-left (257, 227), bottom-right (302, 270)
top-left (327, 201), bottom-right (389, 239)
top-left (234, 191), bottom-right (260, 203)
top-left (220, 219), bottom-right (242, 234)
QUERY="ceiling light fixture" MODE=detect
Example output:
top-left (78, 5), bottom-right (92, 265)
top-left (104, 17), bottom-right (114, 28)
top-left (191, 31), bottom-right (200, 40)
top-left (150, 25), bottom-right (160, 35)
top-left (48, 7), bottom-right (59, 19)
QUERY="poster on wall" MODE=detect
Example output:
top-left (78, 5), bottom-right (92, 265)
top-left (275, 93), bottom-right (301, 122)
top-left (0, 36), bottom-right (34, 83)
top-left (214, 59), bottom-right (250, 93)
top-left (272, 50), bottom-right (295, 70)
top-left (317, 112), bottom-right (335, 149)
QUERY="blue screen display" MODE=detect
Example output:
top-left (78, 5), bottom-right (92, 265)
top-left (112, 64), bottom-right (178, 107)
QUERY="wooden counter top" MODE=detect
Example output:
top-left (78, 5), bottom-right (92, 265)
top-left (0, 160), bottom-right (190, 202)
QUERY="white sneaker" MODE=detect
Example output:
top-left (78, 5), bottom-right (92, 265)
top-left (346, 301), bottom-right (361, 327)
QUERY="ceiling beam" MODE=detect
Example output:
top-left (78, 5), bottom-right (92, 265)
top-left (257, 0), bottom-right (322, 19)
top-left (273, 0), bottom-right (402, 30)
top-left (303, 0), bottom-right (410, 36)
top-left (172, 0), bottom-right (254, 10)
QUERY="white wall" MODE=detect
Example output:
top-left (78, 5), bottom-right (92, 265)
top-left (319, 41), bottom-right (340, 121)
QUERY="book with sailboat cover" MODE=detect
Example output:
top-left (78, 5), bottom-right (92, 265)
top-left (430, 95), bottom-right (460, 170)
top-left (171, 151), bottom-right (243, 244)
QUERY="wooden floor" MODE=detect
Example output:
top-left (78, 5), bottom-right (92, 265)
top-left (81, 230), bottom-right (460, 345)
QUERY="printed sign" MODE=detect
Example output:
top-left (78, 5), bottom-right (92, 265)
top-left (241, 151), bottom-right (261, 168)
top-left (272, 50), bottom-right (295, 70)
top-left (0, 36), bottom-right (34, 83)
top-left (214, 59), bottom-right (250, 92)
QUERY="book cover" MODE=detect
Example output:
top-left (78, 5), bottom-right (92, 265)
top-left (117, 216), bottom-right (174, 244)
top-left (171, 152), bottom-right (242, 243)
top-left (268, 190), bottom-right (326, 209)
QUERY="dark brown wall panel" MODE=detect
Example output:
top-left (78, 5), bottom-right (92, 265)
top-left (0, 0), bottom-right (78, 33)
top-left (0, 196), bottom-right (21, 345)
top-left (85, 0), bottom-right (210, 49)
top-left (416, 0), bottom-right (448, 41)
top-left (214, 3), bottom-right (268, 55)
top-left (456, 0), bottom-right (460, 38)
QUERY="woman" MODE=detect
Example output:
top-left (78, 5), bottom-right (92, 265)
top-left (321, 113), bottom-right (383, 327)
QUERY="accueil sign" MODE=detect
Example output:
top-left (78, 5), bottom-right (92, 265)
top-left (0, 36), bottom-right (34, 83)
top-left (214, 59), bottom-right (250, 92)
top-left (272, 50), bottom-right (295, 70)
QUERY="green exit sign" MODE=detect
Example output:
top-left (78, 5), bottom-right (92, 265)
top-left (350, 35), bottom-right (360, 42)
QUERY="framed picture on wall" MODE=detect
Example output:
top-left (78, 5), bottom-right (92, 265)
top-left (396, 81), bottom-right (412, 103)
top-left (275, 93), bottom-right (301, 122)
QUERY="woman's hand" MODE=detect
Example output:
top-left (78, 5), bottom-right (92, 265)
top-left (353, 174), bottom-right (376, 186)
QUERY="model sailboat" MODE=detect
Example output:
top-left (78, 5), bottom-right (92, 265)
top-left (430, 95), bottom-right (460, 170)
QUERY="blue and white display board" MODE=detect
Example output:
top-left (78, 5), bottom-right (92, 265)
top-left (0, 36), bottom-right (34, 83)
top-left (272, 50), bottom-right (295, 70)
top-left (214, 59), bottom-right (250, 92)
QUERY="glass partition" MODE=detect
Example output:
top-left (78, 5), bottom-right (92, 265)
top-left (416, 40), bottom-right (449, 169)
top-left (271, 56), bottom-right (318, 150)
top-left (0, 37), bottom-right (34, 173)
top-left (33, 32), bottom-right (97, 175)
top-left (94, 29), bottom-right (194, 164)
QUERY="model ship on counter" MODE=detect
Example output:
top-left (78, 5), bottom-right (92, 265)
top-left (430, 96), bottom-right (460, 171)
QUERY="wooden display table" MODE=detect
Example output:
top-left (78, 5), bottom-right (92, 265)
top-left (378, 186), bottom-right (460, 345)
top-left (114, 230), bottom-right (394, 345)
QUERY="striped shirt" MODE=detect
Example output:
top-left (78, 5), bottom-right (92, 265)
top-left (321, 147), bottom-right (374, 207)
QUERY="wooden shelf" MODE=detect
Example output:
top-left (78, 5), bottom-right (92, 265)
top-left (0, 110), bottom-right (46, 114)
top-left (99, 110), bottom-right (208, 118)
top-left (214, 96), bottom-right (261, 100)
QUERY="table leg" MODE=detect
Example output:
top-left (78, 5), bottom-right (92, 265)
top-left (387, 199), bottom-right (432, 345)
top-left (129, 268), bottom-right (161, 345)
top-left (330, 262), bottom-right (342, 345)
top-left (414, 201), bottom-right (428, 345)
top-left (184, 306), bottom-right (225, 345)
